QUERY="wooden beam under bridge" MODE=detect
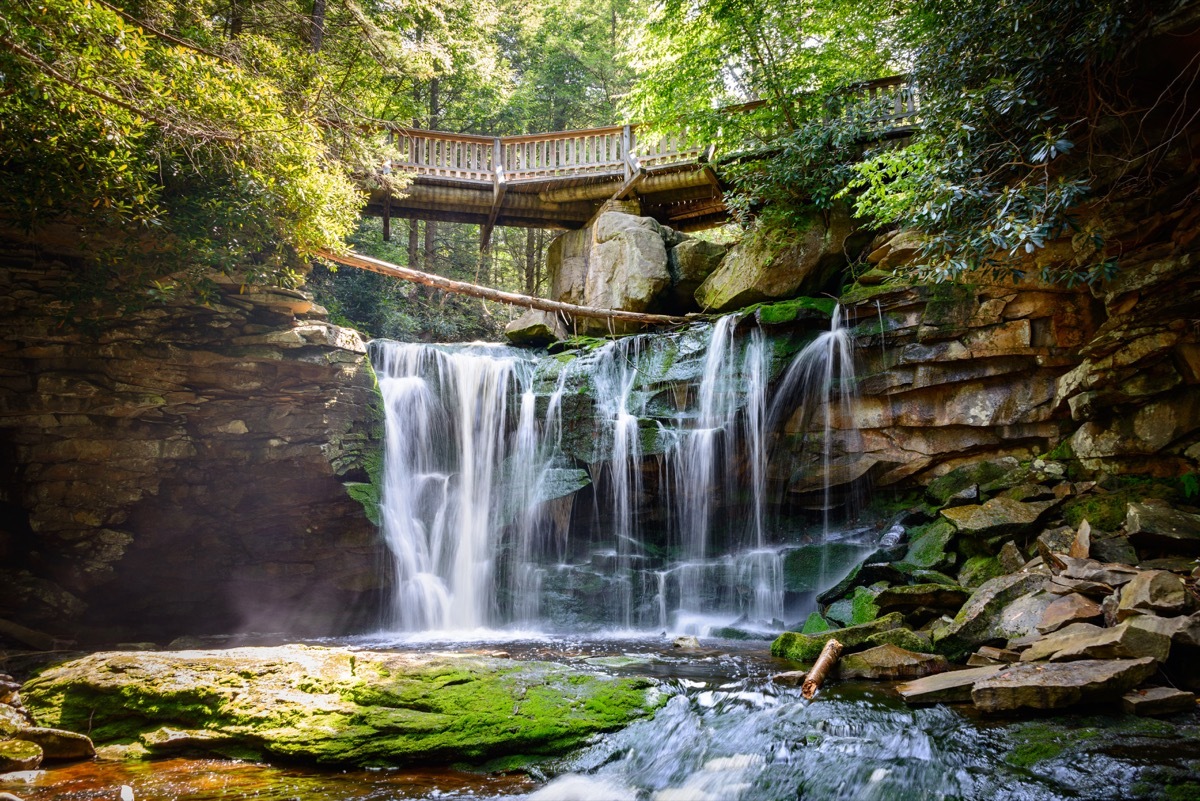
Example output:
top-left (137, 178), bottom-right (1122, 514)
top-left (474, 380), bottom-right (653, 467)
top-left (316, 249), bottom-right (702, 326)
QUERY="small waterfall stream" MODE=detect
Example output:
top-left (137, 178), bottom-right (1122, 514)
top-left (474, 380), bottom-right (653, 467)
top-left (370, 310), bottom-right (868, 635)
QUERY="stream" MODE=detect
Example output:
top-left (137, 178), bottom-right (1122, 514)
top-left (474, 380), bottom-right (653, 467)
top-left (4, 635), bottom-right (1199, 801)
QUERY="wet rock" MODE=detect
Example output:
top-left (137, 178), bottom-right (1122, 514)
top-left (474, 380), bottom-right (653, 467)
top-left (771, 670), bottom-right (808, 687)
top-left (0, 739), bottom-right (42, 772)
top-left (944, 485), bottom-right (980, 507)
top-left (1036, 594), bottom-right (1103, 634)
top-left (902, 520), bottom-right (956, 570)
top-left (504, 310), bottom-right (568, 345)
top-left (837, 644), bottom-right (950, 680)
top-left (896, 665), bottom-right (1004, 704)
top-left (1117, 570), bottom-right (1187, 620)
top-left (21, 645), bottom-right (662, 768)
top-left (1060, 557), bottom-right (1141, 587)
top-left (1121, 686), bottom-right (1196, 716)
top-left (957, 556), bottom-right (1005, 590)
top-left (874, 584), bottom-right (969, 612)
top-left (771, 612), bottom-right (905, 662)
top-left (971, 657), bottom-right (1158, 712)
top-left (9, 727), bottom-right (95, 760)
top-left (941, 498), bottom-right (1058, 542)
top-left (1019, 619), bottom-right (1171, 663)
top-left (998, 542), bottom-right (1027, 573)
top-left (1126, 503), bottom-right (1200, 554)
top-left (865, 628), bottom-right (935, 653)
top-left (671, 636), bottom-right (701, 649)
top-left (933, 574), bottom-right (1047, 657)
top-left (975, 646), bottom-right (1021, 663)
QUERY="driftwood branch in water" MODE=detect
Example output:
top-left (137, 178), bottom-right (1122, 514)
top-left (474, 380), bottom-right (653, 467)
top-left (802, 638), bottom-right (843, 699)
top-left (315, 248), bottom-right (699, 326)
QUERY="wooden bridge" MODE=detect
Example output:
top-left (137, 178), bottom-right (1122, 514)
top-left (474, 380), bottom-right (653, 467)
top-left (364, 76), bottom-right (918, 246)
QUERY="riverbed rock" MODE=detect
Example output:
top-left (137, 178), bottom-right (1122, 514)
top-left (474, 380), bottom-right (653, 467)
top-left (932, 573), bottom-right (1047, 657)
top-left (896, 665), bottom-right (1004, 704)
top-left (771, 612), bottom-right (905, 662)
top-left (837, 644), bottom-right (950, 680)
top-left (21, 645), bottom-right (662, 767)
top-left (1126, 503), bottom-right (1200, 554)
top-left (971, 657), bottom-right (1158, 712)
top-left (1036, 593), bottom-right (1103, 634)
top-left (1019, 619), bottom-right (1171, 663)
top-left (0, 738), bottom-right (42, 772)
top-left (1121, 686), bottom-right (1197, 716)
top-left (8, 727), bottom-right (95, 760)
top-left (1117, 570), bottom-right (1188, 620)
top-left (941, 498), bottom-right (1058, 543)
top-left (874, 584), bottom-right (969, 612)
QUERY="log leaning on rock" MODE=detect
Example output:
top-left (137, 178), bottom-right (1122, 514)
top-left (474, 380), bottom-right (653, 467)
top-left (802, 638), bottom-right (843, 699)
top-left (316, 248), bottom-right (698, 327)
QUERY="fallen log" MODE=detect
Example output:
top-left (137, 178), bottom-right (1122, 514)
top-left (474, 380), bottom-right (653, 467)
top-left (315, 248), bottom-right (699, 327)
top-left (801, 638), bottom-right (843, 699)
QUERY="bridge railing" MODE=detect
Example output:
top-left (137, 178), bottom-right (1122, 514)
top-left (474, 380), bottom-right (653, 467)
top-left (388, 75), bottom-right (917, 184)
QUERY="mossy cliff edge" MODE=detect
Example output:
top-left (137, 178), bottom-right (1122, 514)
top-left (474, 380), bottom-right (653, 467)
top-left (20, 645), bottom-right (664, 767)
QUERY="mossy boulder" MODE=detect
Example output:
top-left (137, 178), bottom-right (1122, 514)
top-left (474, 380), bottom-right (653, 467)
top-left (0, 738), bottom-right (43, 772)
top-left (957, 555), bottom-right (1005, 589)
top-left (800, 612), bottom-right (832, 634)
top-left (782, 542), bottom-right (871, 594)
top-left (865, 627), bottom-right (936, 653)
top-left (903, 519), bottom-right (957, 570)
top-left (21, 645), bottom-right (663, 768)
top-left (771, 612), bottom-right (905, 662)
top-left (925, 460), bottom-right (1017, 506)
top-left (827, 585), bottom-right (883, 626)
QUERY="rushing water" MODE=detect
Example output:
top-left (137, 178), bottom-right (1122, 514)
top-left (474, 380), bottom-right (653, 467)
top-left (9, 637), bottom-right (1199, 801)
top-left (370, 311), bottom-right (868, 637)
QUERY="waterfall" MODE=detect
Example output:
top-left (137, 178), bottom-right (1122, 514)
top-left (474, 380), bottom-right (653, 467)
top-left (369, 308), bottom-right (861, 635)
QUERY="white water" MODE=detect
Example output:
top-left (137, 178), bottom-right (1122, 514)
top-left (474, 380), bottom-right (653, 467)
top-left (370, 310), bottom-right (862, 634)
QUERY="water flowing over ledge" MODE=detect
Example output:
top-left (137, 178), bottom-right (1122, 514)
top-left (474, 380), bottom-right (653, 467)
top-left (370, 309), bottom-right (873, 636)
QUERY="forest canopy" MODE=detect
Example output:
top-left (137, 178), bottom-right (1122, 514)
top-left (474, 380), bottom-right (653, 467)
top-left (0, 0), bottom-right (1193, 322)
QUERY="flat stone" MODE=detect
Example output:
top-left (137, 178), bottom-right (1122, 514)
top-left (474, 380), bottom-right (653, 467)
top-left (1046, 576), bottom-right (1114, 599)
top-left (1091, 534), bottom-right (1139, 566)
top-left (941, 497), bottom-right (1058, 541)
top-left (838, 644), bottom-right (950, 680)
top-left (771, 613), bottom-right (906, 662)
top-left (976, 646), bottom-right (1021, 663)
top-left (1037, 526), bottom-right (1077, 555)
top-left (1020, 619), bottom-right (1171, 663)
top-left (971, 657), bottom-right (1158, 712)
top-left (896, 665), bottom-right (1004, 704)
top-left (0, 738), bottom-right (43, 772)
top-left (1060, 557), bottom-right (1141, 587)
top-left (1121, 686), bottom-right (1197, 716)
top-left (1036, 593), bottom-right (1103, 634)
top-left (9, 726), bottom-right (95, 760)
top-left (771, 670), bottom-right (807, 687)
top-left (1126, 503), bottom-right (1200, 554)
top-left (1171, 612), bottom-right (1200, 647)
top-left (1139, 557), bottom-right (1197, 572)
top-left (21, 645), bottom-right (662, 768)
top-left (874, 584), bottom-right (969, 611)
top-left (1117, 570), bottom-right (1187, 620)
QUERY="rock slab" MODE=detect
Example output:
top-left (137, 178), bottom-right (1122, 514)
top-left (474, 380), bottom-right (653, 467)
top-left (22, 645), bottom-right (662, 767)
top-left (971, 657), bottom-right (1158, 712)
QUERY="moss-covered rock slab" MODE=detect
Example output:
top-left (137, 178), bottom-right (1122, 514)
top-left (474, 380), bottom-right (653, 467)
top-left (771, 612), bottom-right (905, 662)
top-left (21, 645), bottom-right (663, 768)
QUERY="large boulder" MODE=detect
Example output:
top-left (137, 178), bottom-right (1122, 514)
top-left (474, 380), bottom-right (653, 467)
top-left (21, 645), bottom-right (662, 767)
top-left (504, 310), bottom-right (569, 346)
top-left (1019, 619), bottom-right (1172, 663)
top-left (897, 665), bottom-right (1003, 704)
top-left (695, 208), bottom-right (855, 312)
top-left (971, 657), bottom-right (1158, 712)
top-left (667, 238), bottom-right (727, 311)
top-left (837, 644), bottom-right (950, 680)
top-left (940, 497), bottom-right (1058, 543)
top-left (932, 573), bottom-right (1048, 657)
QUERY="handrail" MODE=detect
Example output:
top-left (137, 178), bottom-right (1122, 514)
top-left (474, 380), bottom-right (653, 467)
top-left (385, 75), bottom-right (917, 185)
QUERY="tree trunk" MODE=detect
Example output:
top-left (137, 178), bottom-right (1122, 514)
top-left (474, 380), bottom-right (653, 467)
top-left (310, 0), bottom-right (327, 52)
top-left (801, 639), bottom-right (843, 700)
top-left (407, 220), bottom-right (420, 269)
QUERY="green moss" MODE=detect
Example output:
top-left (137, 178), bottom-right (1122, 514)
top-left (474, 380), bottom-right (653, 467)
top-left (957, 555), bottom-right (1004, 589)
top-left (782, 543), bottom-right (868, 593)
top-left (850, 586), bottom-right (881, 625)
top-left (925, 461), bottom-right (1014, 505)
top-left (865, 628), bottom-right (935, 653)
top-left (771, 612), bottom-right (905, 661)
top-left (801, 612), bottom-right (831, 634)
top-left (903, 519), bottom-right (956, 569)
top-left (1062, 480), bottom-right (1180, 530)
top-left (839, 281), bottom-right (908, 305)
top-left (1004, 722), bottom-right (1102, 768)
top-left (753, 296), bottom-right (837, 325)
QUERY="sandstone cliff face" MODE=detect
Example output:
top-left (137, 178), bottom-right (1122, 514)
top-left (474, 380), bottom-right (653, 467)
top-left (0, 237), bottom-right (386, 643)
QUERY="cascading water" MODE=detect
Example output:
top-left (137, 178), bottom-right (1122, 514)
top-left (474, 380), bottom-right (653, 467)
top-left (370, 308), bottom-right (868, 635)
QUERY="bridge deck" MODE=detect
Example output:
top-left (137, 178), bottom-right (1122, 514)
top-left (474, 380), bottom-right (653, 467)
top-left (364, 76), bottom-right (917, 243)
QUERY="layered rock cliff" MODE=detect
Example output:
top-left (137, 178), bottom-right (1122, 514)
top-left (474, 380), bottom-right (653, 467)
top-left (0, 231), bottom-right (386, 643)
